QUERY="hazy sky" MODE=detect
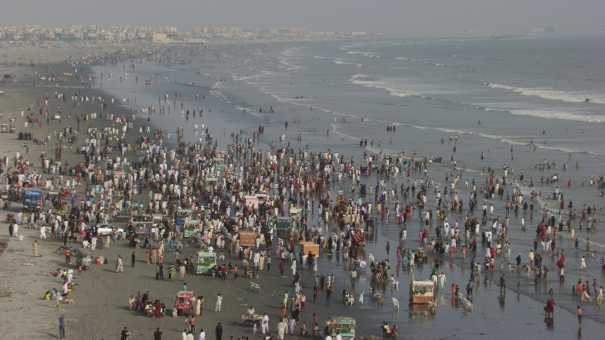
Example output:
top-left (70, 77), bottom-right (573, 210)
top-left (3, 0), bottom-right (604, 36)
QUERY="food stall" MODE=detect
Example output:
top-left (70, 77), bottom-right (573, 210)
top-left (409, 280), bottom-right (435, 304)
top-left (300, 241), bottom-right (320, 257)
top-left (183, 218), bottom-right (201, 238)
top-left (195, 249), bottom-right (217, 274)
top-left (409, 279), bottom-right (436, 315)
top-left (239, 231), bottom-right (257, 248)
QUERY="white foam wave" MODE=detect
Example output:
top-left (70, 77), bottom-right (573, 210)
top-left (231, 70), bottom-right (274, 82)
top-left (510, 109), bottom-right (605, 124)
top-left (332, 58), bottom-right (363, 67)
top-left (350, 74), bottom-right (418, 98)
top-left (244, 76), bottom-right (600, 155)
top-left (330, 123), bottom-right (361, 141)
top-left (487, 82), bottom-right (605, 104)
top-left (278, 58), bottom-right (302, 72)
top-left (347, 50), bottom-right (380, 59)
top-left (281, 47), bottom-right (301, 57)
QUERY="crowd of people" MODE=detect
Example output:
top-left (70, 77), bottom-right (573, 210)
top-left (3, 49), bottom-right (605, 340)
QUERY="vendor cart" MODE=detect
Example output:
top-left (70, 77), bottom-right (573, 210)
top-left (175, 291), bottom-right (194, 316)
top-left (195, 249), bottom-right (217, 275)
top-left (409, 279), bottom-right (436, 315)
top-left (327, 316), bottom-right (356, 340)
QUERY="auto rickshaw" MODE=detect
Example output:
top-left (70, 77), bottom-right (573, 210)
top-left (327, 316), bottom-right (356, 340)
top-left (174, 291), bottom-right (194, 316)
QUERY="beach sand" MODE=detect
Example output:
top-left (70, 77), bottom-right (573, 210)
top-left (0, 48), bottom-right (348, 340)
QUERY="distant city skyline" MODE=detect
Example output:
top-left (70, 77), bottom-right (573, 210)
top-left (0, 25), bottom-right (368, 43)
top-left (2, 0), bottom-right (604, 37)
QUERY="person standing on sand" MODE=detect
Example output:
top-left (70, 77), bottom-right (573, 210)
top-left (262, 314), bottom-right (270, 334)
top-left (198, 328), bottom-right (206, 340)
top-left (131, 250), bottom-right (136, 267)
top-left (64, 248), bottom-right (72, 265)
top-left (277, 319), bottom-right (286, 340)
top-left (195, 296), bottom-right (202, 316)
top-left (154, 327), bottom-right (163, 340)
top-left (577, 305), bottom-right (583, 336)
top-left (58, 314), bottom-right (65, 339)
top-left (215, 322), bottom-right (223, 340)
top-left (215, 293), bottom-right (223, 312)
top-left (116, 255), bottom-right (124, 273)
top-left (32, 240), bottom-right (39, 257)
top-left (180, 263), bottom-right (187, 279)
top-left (120, 326), bottom-right (131, 340)
top-left (190, 317), bottom-right (197, 334)
top-left (291, 259), bottom-right (296, 276)
top-left (267, 255), bottom-right (272, 272)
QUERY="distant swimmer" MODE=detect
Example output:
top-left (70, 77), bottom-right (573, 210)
top-left (477, 120), bottom-right (481, 126)
top-left (585, 98), bottom-right (590, 103)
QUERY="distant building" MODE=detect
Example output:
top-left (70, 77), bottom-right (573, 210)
top-left (152, 33), bottom-right (170, 43)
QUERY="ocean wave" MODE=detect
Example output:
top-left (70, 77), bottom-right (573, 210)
top-left (350, 74), bottom-right (418, 98)
top-left (532, 142), bottom-right (601, 155)
top-left (487, 82), bottom-right (605, 104)
top-left (278, 58), bottom-right (302, 72)
top-left (234, 105), bottom-right (264, 119)
top-left (281, 47), bottom-right (301, 57)
top-left (392, 121), bottom-right (598, 155)
top-left (332, 58), bottom-right (363, 67)
top-left (510, 109), bottom-right (605, 123)
top-left (244, 77), bottom-right (600, 155)
top-left (346, 50), bottom-right (380, 59)
top-left (231, 70), bottom-right (275, 82)
top-left (395, 56), bottom-right (446, 67)
top-left (330, 123), bottom-right (361, 141)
